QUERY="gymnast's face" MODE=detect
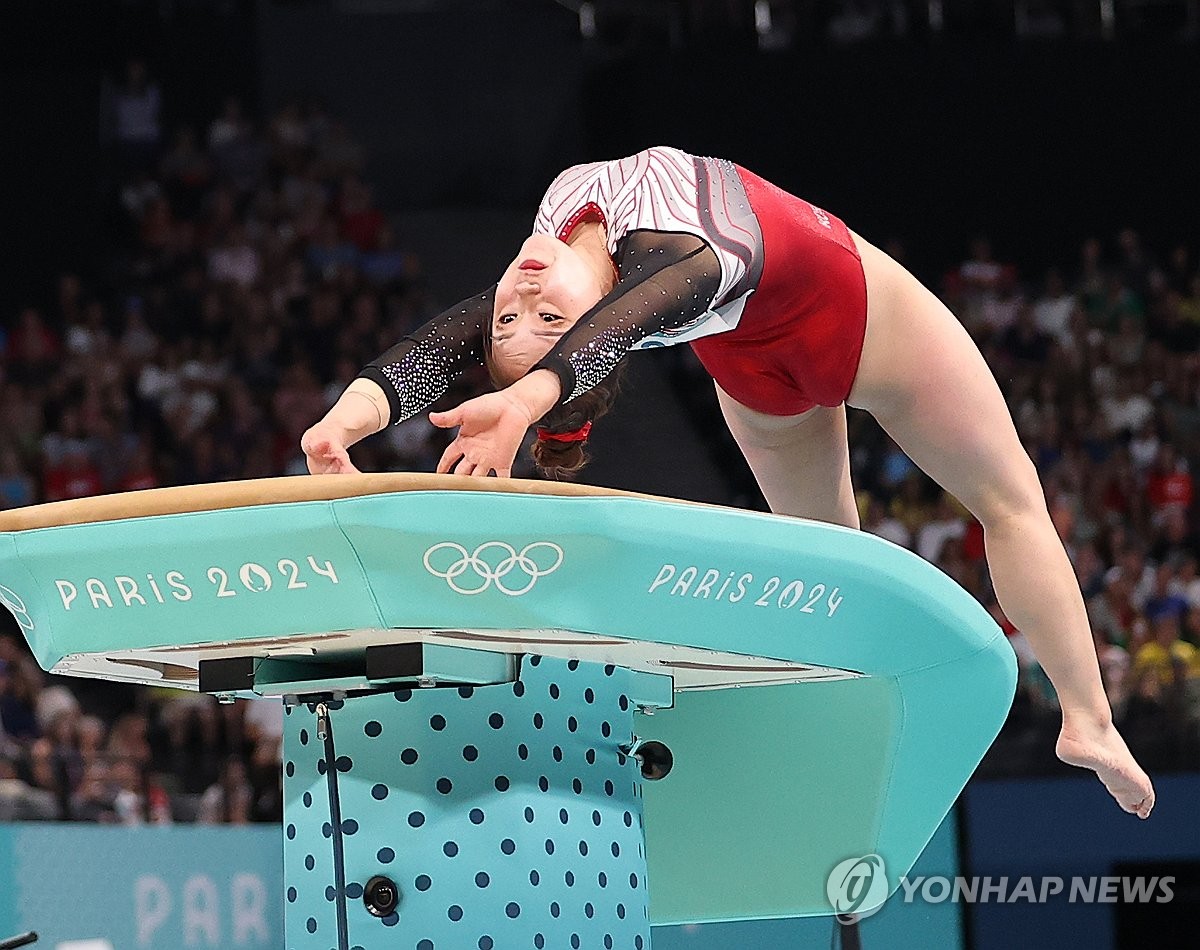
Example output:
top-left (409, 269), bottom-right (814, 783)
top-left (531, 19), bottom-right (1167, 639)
top-left (490, 233), bottom-right (605, 385)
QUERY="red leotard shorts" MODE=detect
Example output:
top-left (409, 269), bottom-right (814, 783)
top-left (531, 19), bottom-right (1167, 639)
top-left (689, 165), bottom-right (868, 416)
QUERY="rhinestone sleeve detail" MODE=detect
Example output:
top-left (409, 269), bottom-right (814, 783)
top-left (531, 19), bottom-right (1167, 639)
top-left (358, 288), bottom-right (494, 425)
top-left (533, 232), bottom-right (721, 404)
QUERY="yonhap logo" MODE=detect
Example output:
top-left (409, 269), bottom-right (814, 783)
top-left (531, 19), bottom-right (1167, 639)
top-left (827, 854), bottom-right (889, 918)
top-left (423, 541), bottom-right (564, 596)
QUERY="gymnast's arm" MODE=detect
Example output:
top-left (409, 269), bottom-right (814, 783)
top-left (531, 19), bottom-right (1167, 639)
top-left (300, 288), bottom-right (494, 473)
top-left (531, 230), bottom-right (723, 407)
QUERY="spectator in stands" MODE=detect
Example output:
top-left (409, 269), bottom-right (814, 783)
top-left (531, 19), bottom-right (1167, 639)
top-left (71, 759), bottom-right (118, 823)
top-left (208, 222), bottom-right (262, 288)
top-left (307, 215), bottom-right (360, 281)
top-left (118, 440), bottom-right (161, 492)
top-left (5, 308), bottom-right (60, 385)
top-left (861, 494), bottom-right (911, 548)
top-left (1101, 373), bottom-right (1155, 439)
top-left (1088, 570), bottom-right (1136, 650)
top-left (1000, 303), bottom-right (1052, 366)
top-left (0, 385), bottom-right (42, 462)
top-left (106, 712), bottom-right (152, 769)
top-left (360, 225), bottom-right (412, 289)
top-left (1128, 612), bottom-right (1199, 749)
top-left (43, 707), bottom-right (84, 793)
top-left (0, 659), bottom-right (39, 742)
top-left (888, 471), bottom-right (935, 537)
top-left (0, 754), bottom-right (21, 789)
top-left (153, 698), bottom-right (224, 796)
top-left (77, 715), bottom-right (108, 765)
top-left (199, 755), bottom-right (253, 825)
top-left (1031, 268), bottom-right (1077, 344)
top-left (0, 447), bottom-right (35, 509)
top-left (956, 235), bottom-right (1006, 328)
top-left (339, 177), bottom-right (386, 252)
top-left (0, 752), bottom-right (56, 821)
top-left (1146, 444), bottom-right (1194, 520)
top-left (979, 265), bottom-right (1025, 337)
top-left (915, 492), bottom-right (967, 564)
top-left (42, 442), bottom-right (103, 502)
top-left (1144, 563), bottom-right (1190, 624)
top-left (247, 735), bottom-right (284, 823)
top-left (1108, 313), bottom-right (1147, 368)
top-left (1073, 541), bottom-right (1107, 600)
top-left (22, 738), bottom-right (68, 820)
top-left (1173, 556), bottom-right (1200, 608)
top-left (110, 757), bottom-right (173, 826)
top-left (1092, 273), bottom-right (1144, 333)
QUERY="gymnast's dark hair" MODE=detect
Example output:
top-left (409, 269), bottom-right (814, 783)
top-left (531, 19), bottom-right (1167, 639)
top-left (481, 317), bottom-right (623, 479)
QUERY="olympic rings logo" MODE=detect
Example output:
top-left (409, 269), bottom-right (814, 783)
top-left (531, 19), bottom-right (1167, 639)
top-left (422, 541), bottom-right (564, 596)
top-left (0, 584), bottom-right (35, 631)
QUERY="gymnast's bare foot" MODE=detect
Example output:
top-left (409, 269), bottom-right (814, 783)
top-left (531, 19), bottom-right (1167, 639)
top-left (1056, 719), bottom-right (1155, 819)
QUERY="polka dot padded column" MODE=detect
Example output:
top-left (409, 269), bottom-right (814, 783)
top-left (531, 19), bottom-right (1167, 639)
top-left (284, 699), bottom-right (343, 948)
top-left (281, 655), bottom-right (652, 950)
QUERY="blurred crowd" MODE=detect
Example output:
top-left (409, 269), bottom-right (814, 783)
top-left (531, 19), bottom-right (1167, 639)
top-left (1, 635), bottom-right (283, 824)
top-left (3, 61), bottom-right (468, 507)
top-left (0, 63), bottom-right (474, 824)
top-left (944, 233), bottom-right (1200, 773)
top-left (2, 60), bottom-right (1199, 823)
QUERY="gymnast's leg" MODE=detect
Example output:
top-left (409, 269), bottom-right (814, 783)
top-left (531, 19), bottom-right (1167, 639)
top-left (715, 385), bottom-right (860, 528)
top-left (845, 232), bottom-right (1154, 818)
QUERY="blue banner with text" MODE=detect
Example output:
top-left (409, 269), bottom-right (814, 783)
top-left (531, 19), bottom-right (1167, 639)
top-left (0, 816), bottom-right (959, 949)
top-left (0, 825), bottom-right (282, 949)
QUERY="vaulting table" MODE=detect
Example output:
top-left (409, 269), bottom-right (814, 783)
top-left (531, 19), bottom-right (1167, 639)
top-left (0, 474), bottom-right (1015, 950)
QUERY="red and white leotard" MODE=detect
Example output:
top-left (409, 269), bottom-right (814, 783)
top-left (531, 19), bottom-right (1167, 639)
top-left (361, 146), bottom-right (868, 420)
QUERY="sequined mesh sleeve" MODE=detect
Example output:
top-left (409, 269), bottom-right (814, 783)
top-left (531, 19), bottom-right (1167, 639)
top-left (533, 231), bottom-right (722, 403)
top-left (357, 287), bottom-right (494, 425)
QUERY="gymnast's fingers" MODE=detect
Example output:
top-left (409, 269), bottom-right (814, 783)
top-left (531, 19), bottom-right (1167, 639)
top-left (428, 405), bottom-right (463, 429)
top-left (437, 441), bottom-right (463, 474)
top-left (327, 446), bottom-right (355, 472)
top-left (453, 455), bottom-right (476, 476)
top-left (303, 437), bottom-right (332, 472)
top-left (307, 449), bottom-right (340, 475)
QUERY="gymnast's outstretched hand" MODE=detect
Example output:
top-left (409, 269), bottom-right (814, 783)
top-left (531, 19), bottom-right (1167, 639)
top-left (431, 390), bottom-right (533, 478)
top-left (301, 425), bottom-right (363, 475)
top-left (431, 371), bottom-right (563, 477)
top-left (301, 378), bottom-right (388, 475)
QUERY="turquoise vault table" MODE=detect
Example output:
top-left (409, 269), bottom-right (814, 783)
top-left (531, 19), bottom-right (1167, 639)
top-left (0, 474), bottom-right (1015, 949)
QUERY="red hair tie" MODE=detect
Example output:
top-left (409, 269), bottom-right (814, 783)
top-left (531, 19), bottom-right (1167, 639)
top-left (535, 422), bottom-right (592, 443)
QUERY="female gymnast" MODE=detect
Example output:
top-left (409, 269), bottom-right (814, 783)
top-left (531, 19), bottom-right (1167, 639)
top-left (301, 146), bottom-right (1154, 818)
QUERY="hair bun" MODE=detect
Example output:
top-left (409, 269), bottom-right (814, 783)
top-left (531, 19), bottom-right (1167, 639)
top-left (531, 438), bottom-right (586, 480)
